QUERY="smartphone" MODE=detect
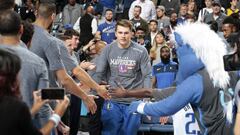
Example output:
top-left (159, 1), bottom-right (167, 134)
top-left (41, 88), bottom-right (65, 100)
top-left (223, 53), bottom-right (240, 71)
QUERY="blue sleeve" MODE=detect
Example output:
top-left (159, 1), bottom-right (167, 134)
top-left (152, 66), bottom-right (156, 76)
top-left (143, 73), bottom-right (203, 117)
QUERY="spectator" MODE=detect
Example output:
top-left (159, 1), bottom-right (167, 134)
top-left (169, 11), bottom-right (178, 29)
top-left (226, 0), bottom-right (239, 16)
top-left (63, 0), bottom-right (83, 26)
top-left (203, 1), bottom-right (227, 32)
top-left (222, 16), bottom-right (238, 40)
top-left (187, 1), bottom-right (198, 19)
top-left (150, 32), bottom-right (168, 65)
top-left (152, 46), bottom-right (177, 89)
top-left (0, 48), bottom-right (69, 135)
top-left (130, 5), bottom-right (149, 33)
top-left (129, 0), bottom-right (156, 21)
top-left (86, 0), bottom-right (104, 16)
top-left (133, 26), bottom-right (151, 53)
top-left (156, 5), bottom-right (170, 30)
top-left (158, 0), bottom-right (181, 14)
top-left (198, 0), bottom-right (213, 22)
top-left (15, 0), bottom-right (36, 22)
top-left (99, 0), bottom-right (115, 14)
top-left (96, 9), bottom-right (116, 44)
top-left (115, 0), bottom-right (135, 20)
top-left (177, 4), bottom-right (188, 24)
top-left (96, 19), bottom-right (151, 135)
top-left (78, 5), bottom-right (97, 51)
top-left (146, 19), bottom-right (159, 44)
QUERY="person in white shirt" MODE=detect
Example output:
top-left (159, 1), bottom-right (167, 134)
top-left (198, 0), bottom-right (213, 22)
top-left (129, 0), bottom-right (156, 21)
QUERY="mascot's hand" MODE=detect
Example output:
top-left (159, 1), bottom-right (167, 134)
top-left (128, 101), bottom-right (143, 114)
top-left (174, 32), bottom-right (184, 46)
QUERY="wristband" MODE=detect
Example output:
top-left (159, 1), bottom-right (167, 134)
top-left (137, 102), bottom-right (146, 114)
top-left (49, 113), bottom-right (61, 127)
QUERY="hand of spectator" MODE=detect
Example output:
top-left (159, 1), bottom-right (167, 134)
top-left (128, 101), bottom-right (143, 114)
top-left (57, 121), bottom-right (70, 135)
top-left (83, 95), bottom-right (98, 114)
top-left (109, 87), bottom-right (127, 98)
top-left (54, 96), bottom-right (70, 117)
top-left (159, 116), bottom-right (169, 125)
top-left (80, 60), bottom-right (96, 70)
top-left (83, 40), bottom-right (95, 52)
top-left (31, 90), bottom-right (49, 116)
top-left (96, 85), bottom-right (111, 100)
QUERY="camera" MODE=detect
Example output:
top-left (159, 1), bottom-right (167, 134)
top-left (41, 88), bottom-right (65, 100)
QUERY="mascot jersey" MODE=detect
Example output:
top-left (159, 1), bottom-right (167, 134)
top-left (134, 22), bottom-right (231, 135)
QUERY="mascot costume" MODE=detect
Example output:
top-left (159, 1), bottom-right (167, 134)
top-left (129, 22), bottom-right (232, 135)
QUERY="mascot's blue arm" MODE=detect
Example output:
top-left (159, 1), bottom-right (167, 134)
top-left (143, 73), bottom-right (203, 117)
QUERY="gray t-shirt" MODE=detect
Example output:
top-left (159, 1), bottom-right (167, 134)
top-left (97, 41), bottom-right (152, 103)
top-left (0, 44), bottom-right (51, 127)
top-left (30, 25), bottom-right (65, 87)
top-left (47, 38), bottom-right (78, 87)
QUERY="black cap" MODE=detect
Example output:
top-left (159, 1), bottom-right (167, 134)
top-left (212, 1), bottom-right (221, 7)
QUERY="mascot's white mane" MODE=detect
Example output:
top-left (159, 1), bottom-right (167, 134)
top-left (174, 22), bottom-right (230, 89)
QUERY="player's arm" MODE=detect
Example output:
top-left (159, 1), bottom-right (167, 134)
top-left (110, 87), bottom-right (153, 98)
top-left (72, 66), bottom-right (110, 100)
top-left (129, 74), bottom-right (203, 117)
top-left (110, 86), bottom-right (176, 100)
top-left (56, 69), bottom-right (97, 114)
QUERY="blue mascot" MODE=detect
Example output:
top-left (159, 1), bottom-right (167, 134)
top-left (129, 22), bottom-right (232, 135)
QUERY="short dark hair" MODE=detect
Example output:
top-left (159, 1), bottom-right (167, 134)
top-left (37, 3), bottom-right (56, 19)
top-left (57, 34), bottom-right (72, 41)
top-left (115, 19), bottom-right (133, 32)
top-left (0, 0), bottom-right (15, 11)
top-left (135, 26), bottom-right (146, 33)
top-left (105, 8), bottom-right (113, 13)
top-left (223, 16), bottom-right (236, 25)
top-left (134, 5), bottom-right (142, 12)
top-left (64, 29), bottom-right (80, 37)
top-left (149, 19), bottom-right (158, 25)
top-left (0, 49), bottom-right (21, 98)
top-left (21, 21), bottom-right (34, 46)
top-left (0, 10), bottom-right (21, 36)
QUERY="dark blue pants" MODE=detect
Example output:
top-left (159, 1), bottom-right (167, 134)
top-left (101, 101), bottom-right (141, 135)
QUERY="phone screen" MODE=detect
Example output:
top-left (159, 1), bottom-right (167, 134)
top-left (41, 88), bottom-right (65, 100)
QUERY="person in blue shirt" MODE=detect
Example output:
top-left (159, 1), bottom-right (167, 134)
top-left (96, 9), bottom-right (116, 44)
top-left (152, 45), bottom-right (177, 89)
